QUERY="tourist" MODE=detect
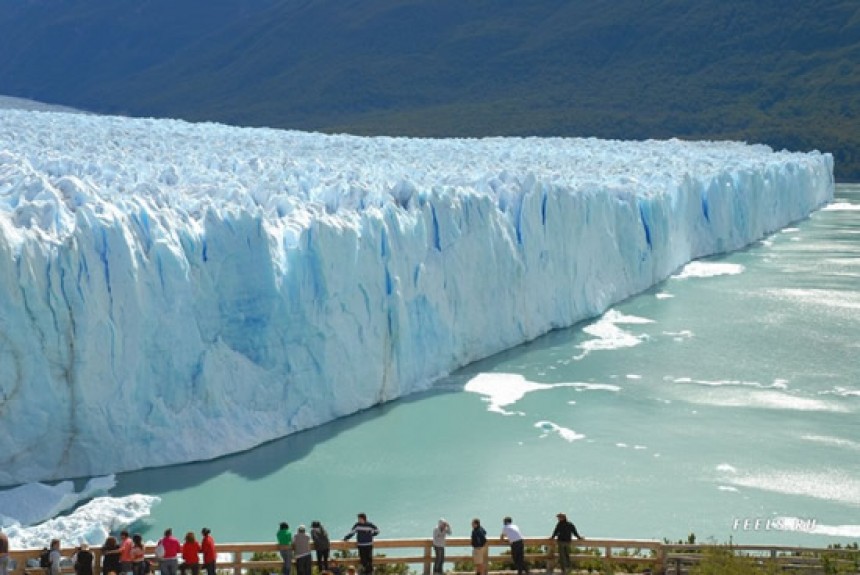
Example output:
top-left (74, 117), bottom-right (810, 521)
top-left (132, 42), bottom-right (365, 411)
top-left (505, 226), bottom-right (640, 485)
top-left (180, 532), bottom-right (201, 575)
top-left (310, 521), bottom-right (330, 573)
top-left (500, 517), bottom-right (527, 575)
top-left (431, 519), bottom-right (451, 574)
top-left (293, 526), bottom-right (312, 575)
top-left (73, 543), bottom-right (95, 575)
top-left (343, 513), bottom-right (379, 575)
top-left (549, 513), bottom-right (583, 575)
top-left (276, 522), bottom-right (293, 575)
top-left (201, 528), bottom-right (216, 575)
top-left (469, 519), bottom-right (488, 575)
top-left (0, 526), bottom-right (9, 575)
top-left (158, 528), bottom-right (182, 575)
top-left (327, 557), bottom-right (342, 575)
top-left (131, 534), bottom-right (146, 575)
top-left (49, 539), bottom-right (63, 575)
top-left (100, 536), bottom-right (121, 575)
top-left (119, 531), bottom-right (133, 575)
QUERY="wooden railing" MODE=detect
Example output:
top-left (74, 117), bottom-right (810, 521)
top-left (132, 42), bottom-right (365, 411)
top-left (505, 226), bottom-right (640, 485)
top-left (663, 542), bottom-right (860, 574)
top-left (6, 538), bottom-right (859, 575)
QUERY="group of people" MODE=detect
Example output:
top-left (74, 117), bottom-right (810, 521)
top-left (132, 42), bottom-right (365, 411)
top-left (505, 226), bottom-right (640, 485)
top-left (18, 527), bottom-right (217, 575)
top-left (276, 514), bottom-right (379, 575)
top-left (0, 511), bottom-right (583, 575)
top-left (275, 512), bottom-right (583, 575)
top-left (467, 514), bottom-right (583, 575)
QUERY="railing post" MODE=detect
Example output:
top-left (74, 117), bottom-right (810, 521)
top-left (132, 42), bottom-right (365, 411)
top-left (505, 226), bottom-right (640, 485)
top-left (233, 549), bottom-right (242, 575)
top-left (654, 542), bottom-right (666, 575)
top-left (422, 540), bottom-right (431, 575)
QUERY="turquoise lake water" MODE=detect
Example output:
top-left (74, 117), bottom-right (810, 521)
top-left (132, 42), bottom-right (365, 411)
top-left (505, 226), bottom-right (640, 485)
top-left (112, 184), bottom-right (860, 547)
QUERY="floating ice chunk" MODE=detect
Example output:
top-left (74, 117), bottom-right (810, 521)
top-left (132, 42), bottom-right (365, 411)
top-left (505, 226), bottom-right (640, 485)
top-left (3, 494), bottom-right (159, 550)
top-left (576, 310), bottom-right (653, 356)
top-left (672, 261), bottom-right (745, 279)
top-left (464, 373), bottom-right (617, 415)
top-left (534, 421), bottom-right (585, 442)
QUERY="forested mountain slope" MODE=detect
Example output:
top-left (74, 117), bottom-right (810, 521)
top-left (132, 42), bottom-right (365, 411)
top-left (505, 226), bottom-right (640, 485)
top-left (1, 0), bottom-right (857, 179)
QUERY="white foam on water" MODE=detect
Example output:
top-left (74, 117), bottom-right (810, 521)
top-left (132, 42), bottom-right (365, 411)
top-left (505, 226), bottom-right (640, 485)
top-left (697, 390), bottom-right (849, 412)
top-left (765, 288), bottom-right (860, 311)
top-left (800, 434), bottom-right (860, 451)
top-left (819, 386), bottom-right (860, 398)
top-left (655, 292), bottom-right (674, 299)
top-left (807, 523), bottom-right (860, 537)
top-left (821, 202), bottom-right (860, 211)
top-left (670, 378), bottom-right (850, 412)
top-left (725, 470), bottom-right (860, 506)
top-left (663, 330), bottom-right (694, 341)
top-left (670, 377), bottom-right (788, 390)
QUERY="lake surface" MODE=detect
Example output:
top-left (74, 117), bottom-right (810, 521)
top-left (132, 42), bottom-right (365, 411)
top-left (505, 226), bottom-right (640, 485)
top-left (112, 184), bottom-right (860, 547)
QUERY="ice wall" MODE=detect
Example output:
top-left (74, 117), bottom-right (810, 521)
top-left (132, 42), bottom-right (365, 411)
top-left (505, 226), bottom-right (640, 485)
top-left (0, 109), bottom-right (834, 486)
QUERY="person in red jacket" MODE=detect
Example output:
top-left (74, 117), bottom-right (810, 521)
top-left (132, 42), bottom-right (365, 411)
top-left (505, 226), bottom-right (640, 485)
top-left (200, 528), bottom-right (216, 575)
top-left (180, 532), bottom-right (201, 575)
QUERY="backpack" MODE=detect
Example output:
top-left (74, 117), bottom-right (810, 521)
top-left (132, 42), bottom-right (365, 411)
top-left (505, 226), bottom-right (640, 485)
top-left (39, 549), bottom-right (51, 569)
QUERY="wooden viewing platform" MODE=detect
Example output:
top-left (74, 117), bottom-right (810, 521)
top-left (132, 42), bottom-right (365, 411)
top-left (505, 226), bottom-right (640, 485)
top-left (5, 537), bottom-right (859, 575)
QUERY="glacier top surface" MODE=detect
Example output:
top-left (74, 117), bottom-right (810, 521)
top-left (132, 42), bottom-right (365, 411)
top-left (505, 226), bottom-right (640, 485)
top-left (0, 108), bottom-right (825, 243)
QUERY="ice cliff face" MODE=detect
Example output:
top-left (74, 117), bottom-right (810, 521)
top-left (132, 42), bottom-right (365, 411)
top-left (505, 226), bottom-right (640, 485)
top-left (0, 109), bottom-right (834, 486)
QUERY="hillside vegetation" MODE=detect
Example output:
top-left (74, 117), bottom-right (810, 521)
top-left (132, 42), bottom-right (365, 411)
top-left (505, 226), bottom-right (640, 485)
top-left (1, 0), bottom-right (857, 179)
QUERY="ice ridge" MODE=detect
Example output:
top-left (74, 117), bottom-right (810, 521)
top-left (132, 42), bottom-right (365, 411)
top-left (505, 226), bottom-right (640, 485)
top-left (0, 109), bottom-right (834, 486)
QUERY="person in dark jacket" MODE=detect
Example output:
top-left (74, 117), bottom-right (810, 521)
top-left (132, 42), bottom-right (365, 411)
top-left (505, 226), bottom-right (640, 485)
top-left (470, 519), bottom-right (488, 575)
top-left (310, 521), bottom-right (330, 573)
top-left (100, 536), bottom-right (121, 575)
top-left (73, 544), bottom-right (94, 575)
top-left (549, 513), bottom-right (584, 575)
top-left (343, 513), bottom-right (379, 575)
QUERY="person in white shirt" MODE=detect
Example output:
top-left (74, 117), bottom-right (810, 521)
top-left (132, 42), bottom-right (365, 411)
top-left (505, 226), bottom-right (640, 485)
top-left (500, 517), bottom-right (527, 575)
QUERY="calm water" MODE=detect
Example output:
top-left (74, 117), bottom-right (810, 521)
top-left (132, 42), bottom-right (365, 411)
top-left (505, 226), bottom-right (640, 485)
top-left (112, 184), bottom-right (859, 546)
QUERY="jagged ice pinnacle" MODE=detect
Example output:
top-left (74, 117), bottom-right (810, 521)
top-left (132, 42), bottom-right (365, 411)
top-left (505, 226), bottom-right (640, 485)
top-left (0, 109), bottom-right (834, 486)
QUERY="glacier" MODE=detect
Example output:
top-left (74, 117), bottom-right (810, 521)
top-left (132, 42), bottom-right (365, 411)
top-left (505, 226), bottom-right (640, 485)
top-left (0, 107), bottom-right (834, 487)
